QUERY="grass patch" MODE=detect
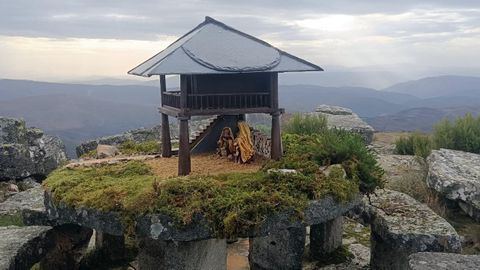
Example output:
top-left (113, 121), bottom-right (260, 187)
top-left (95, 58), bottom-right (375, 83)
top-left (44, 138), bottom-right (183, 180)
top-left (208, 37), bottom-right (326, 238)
top-left (283, 113), bottom-right (328, 135)
top-left (119, 140), bottom-right (161, 155)
top-left (394, 132), bottom-right (433, 158)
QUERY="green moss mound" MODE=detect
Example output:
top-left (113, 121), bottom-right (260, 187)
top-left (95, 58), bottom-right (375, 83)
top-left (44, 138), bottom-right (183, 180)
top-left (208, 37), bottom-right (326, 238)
top-left (44, 160), bottom-right (359, 238)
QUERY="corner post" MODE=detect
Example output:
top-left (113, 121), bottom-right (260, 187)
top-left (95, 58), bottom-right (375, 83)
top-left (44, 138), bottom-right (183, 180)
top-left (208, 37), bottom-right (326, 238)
top-left (160, 75), bottom-right (172, 157)
top-left (271, 111), bottom-right (282, 160)
top-left (178, 116), bottom-right (191, 176)
top-left (270, 73), bottom-right (282, 160)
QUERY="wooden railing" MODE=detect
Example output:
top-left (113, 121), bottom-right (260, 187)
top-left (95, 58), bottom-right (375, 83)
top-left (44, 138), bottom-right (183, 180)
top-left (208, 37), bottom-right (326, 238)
top-left (188, 92), bottom-right (270, 110)
top-left (162, 91), bottom-right (180, 108)
top-left (162, 91), bottom-right (271, 111)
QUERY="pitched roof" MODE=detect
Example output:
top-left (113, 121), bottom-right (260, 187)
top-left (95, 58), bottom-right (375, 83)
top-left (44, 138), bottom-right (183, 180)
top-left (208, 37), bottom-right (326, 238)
top-left (128, 16), bottom-right (323, 77)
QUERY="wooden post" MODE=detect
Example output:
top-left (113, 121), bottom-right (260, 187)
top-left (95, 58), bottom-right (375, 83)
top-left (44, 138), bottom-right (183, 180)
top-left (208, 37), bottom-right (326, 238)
top-left (161, 114), bottom-right (172, 157)
top-left (271, 111), bottom-right (282, 160)
top-left (270, 73), bottom-right (282, 160)
top-left (178, 117), bottom-right (191, 176)
top-left (160, 75), bottom-right (172, 157)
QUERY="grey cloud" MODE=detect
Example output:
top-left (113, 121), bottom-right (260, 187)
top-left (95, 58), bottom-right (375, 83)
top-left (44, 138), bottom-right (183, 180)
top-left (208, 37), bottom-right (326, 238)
top-left (0, 0), bottom-right (479, 40)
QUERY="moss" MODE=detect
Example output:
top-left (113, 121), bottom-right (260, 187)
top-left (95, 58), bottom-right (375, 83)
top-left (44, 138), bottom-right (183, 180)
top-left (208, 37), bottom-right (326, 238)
top-left (119, 140), bottom-right (161, 155)
top-left (44, 159), bottom-right (359, 238)
top-left (80, 149), bottom-right (97, 159)
top-left (343, 218), bottom-right (371, 247)
top-left (312, 245), bottom-right (354, 267)
top-left (0, 213), bottom-right (24, 226)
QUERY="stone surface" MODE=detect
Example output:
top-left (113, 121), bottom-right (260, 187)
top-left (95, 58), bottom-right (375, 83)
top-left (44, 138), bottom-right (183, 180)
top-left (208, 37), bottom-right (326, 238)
top-left (316, 105), bottom-right (353, 115)
top-left (44, 190), bottom-right (124, 236)
top-left (408, 252), bottom-right (480, 270)
top-left (0, 225), bottom-right (54, 270)
top-left (310, 216), bottom-right (343, 259)
top-left (39, 224), bottom-right (93, 270)
top-left (314, 105), bottom-right (375, 144)
top-left (0, 117), bottom-right (67, 181)
top-left (96, 144), bottom-right (119, 159)
top-left (94, 231), bottom-right (126, 263)
top-left (427, 149), bottom-right (480, 221)
top-left (0, 186), bottom-right (48, 226)
top-left (45, 189), bottom-right (360, 241)
top-left (354, 189), bottom-right (461, 270)
top-left (138, 238), bottom-right (227, 270)
top-left (249, 226), bottom-right (306, 270)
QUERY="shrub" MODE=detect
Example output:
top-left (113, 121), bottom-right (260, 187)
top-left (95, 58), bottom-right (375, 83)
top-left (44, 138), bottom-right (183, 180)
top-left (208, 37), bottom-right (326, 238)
top-left (283, 113), bottom-right (328, 135)
top-left (265, 128), bottom-right (384, 194)
top-left (433, 113), bottom-right (480, 154)
top-left (394, 132), bottom-right (433, 158)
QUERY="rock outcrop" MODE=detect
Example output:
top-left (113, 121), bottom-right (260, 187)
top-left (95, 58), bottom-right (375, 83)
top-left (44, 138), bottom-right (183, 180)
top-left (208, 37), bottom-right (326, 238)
top-left (314, 105), bottom-right (374, 144)
top-left (0, 117), bottom-right (67, 181)
top-left (352, 189), bottom-right (461, 270)
top-left (427, 149), bottom-right (480, 221)
top-left (0, 226), bottom-right (54, 270)
top-left (0, 186), bottom-right (48, 226)
top-left (408, 252), bottom-right (480, 270)
top-left (75, 125), bottom-right (163, 158)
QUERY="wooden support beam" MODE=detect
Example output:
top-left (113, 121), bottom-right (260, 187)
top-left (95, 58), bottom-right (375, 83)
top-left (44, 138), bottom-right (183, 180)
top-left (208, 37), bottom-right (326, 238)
top-left (271, 111), bottom-right (282, 160)
top-left (161, 113), bottom-right (172, 157)
top-left (159, 75), bottom-right (172, 158)
top-left (178, 117), bottom-right (191, 176)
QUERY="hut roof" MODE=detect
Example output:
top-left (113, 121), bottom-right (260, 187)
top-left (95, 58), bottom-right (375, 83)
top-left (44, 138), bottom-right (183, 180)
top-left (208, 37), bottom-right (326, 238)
top-left (128, 16), bottom-right (323, 77)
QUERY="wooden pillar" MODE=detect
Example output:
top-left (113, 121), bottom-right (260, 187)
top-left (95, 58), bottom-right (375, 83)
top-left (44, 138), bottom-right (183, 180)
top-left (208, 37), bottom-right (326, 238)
top-left (270, 73), bottom-right (282, 160)
top-left (271, 111), bottom-right (282, 160)
top-left (161, 114), bottom-right (172, 157)
top-left (160, 75), bottom-right (172, 157)
top-left (178, 117), bottom-right (191, 176)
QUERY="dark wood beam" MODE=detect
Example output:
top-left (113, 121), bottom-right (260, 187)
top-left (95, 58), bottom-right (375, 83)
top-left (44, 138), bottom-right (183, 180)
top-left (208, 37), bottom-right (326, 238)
top-left (270, 73), bottom-right (282, 160)
top-left (178, 117), bottom-right (191, 176)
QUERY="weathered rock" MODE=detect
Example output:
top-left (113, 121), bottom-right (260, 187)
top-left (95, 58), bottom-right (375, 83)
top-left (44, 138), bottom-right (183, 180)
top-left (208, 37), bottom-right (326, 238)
top-left (427, 149), bottom-right (480, 221)
top-left (75, 125), bottom-right (163, 158)
top-left (0, 225), bottom-right (54, 270)
top-left (39, 224), bottom-right (93, 270)
top-left (138, 238), bottom-right (227, 270)
top-left (378, 154), bottom-right (426, 187)
top-left (408, 252), bottom-right (480, 270)
top-left (316, 105), bottom-right (353, 115)
top-left (355, 189), bottom-right (461, 270)
top-left (96, 144), bottom-right (119, 159)
top-left (45, 186), bottom-right (361, 241)
top-left (314, 105), bottom-right (374, 144)
top-left (0, 186), bottom-right (48, 226)
top-left (94, 231), bottom-right (126, 263)
top-left (44, 190), bottom-right (124, 236)
top-left (0, 117), bottom-right (67, 181)
top-left (249, 226), bottom-right (306, 270)
top-left (310, 216), bottom-right (343, 259)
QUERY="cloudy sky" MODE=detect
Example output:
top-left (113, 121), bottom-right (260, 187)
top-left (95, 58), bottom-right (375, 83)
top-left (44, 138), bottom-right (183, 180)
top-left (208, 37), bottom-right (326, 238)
top-left (0, 0), bottom-right (479, 82)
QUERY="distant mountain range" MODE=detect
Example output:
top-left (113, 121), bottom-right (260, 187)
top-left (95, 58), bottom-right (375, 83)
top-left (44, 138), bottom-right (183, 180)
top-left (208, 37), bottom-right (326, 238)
top-left (0, 75), bottom-right (479, 157)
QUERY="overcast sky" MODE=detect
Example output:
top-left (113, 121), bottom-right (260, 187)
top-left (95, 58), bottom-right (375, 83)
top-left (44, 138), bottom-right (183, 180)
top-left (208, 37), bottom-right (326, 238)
top-left (0, 0), bottom-right (479, 82)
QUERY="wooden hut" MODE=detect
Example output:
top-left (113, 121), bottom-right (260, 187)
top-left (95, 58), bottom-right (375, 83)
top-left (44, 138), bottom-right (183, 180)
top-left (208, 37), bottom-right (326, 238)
top-left (128, 16), bottom-right (322, 175)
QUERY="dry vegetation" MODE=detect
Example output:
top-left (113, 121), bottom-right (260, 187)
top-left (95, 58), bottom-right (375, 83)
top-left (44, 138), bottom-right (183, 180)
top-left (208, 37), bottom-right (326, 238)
top-left (145, 154), bottom-right (263, 179)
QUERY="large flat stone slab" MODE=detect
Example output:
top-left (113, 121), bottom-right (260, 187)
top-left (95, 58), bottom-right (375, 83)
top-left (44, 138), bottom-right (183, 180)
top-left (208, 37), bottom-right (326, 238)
top-left (427, 149), bottom-right (480, 221)
top-left (0, 186), bottom-right (48, 226)
top-left (353, 189), bottom-right (461, 270)
top-left (0, 225), bottom-right (53, 270)
top-left (408, 252), bottom-right (480, 270)
top-left (314, 105), bottom-right (374, 144)
top-left (45, 189), bottom-right (361, 241)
